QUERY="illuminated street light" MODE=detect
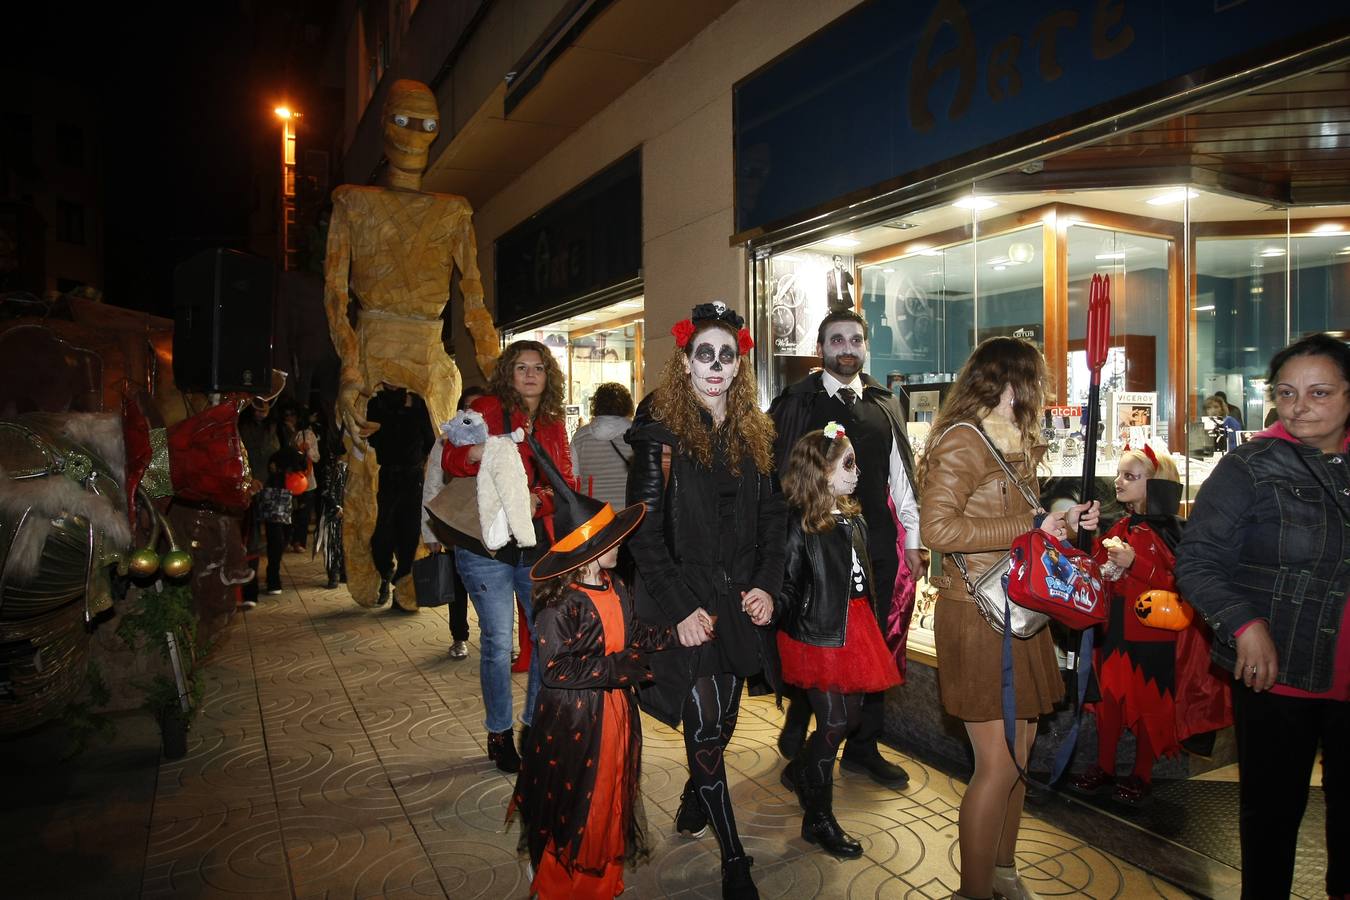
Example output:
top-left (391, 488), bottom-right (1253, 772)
top-left (274, 106), bottom-right (293, 119)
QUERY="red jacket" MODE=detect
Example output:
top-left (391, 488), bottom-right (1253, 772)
top-left (442, 394), bottom-right (575, 540)
top-left (1093, 517), bottom-right (1177, 643)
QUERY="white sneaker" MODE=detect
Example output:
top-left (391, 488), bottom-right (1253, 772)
top-left (240, 599), bottom-right (258, 610)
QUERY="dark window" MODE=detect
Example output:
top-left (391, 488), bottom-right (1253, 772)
top-left (56, 200), bottom-right (85, 245)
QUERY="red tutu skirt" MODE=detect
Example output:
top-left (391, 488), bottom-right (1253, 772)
top-left (777, 597), bottom-right (901, 693)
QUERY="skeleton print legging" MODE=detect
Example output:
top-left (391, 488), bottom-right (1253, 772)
top-left (682, 673), bottom-right (746, 859)
top-left (803, 689), bottom-right (863, 783)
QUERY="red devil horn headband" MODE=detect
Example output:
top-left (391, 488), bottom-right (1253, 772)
top-left (1123, 441), bottom-right (1159, 468)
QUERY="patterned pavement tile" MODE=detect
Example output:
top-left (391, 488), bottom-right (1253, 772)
top-left (134, 555), bottom-right (1206, 899)
top-left (143, 802), bottom-right (289, 897)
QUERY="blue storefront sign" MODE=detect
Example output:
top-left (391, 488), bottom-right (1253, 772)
top-left (734, 0), bottom-right (1350, 236)
top-left (495, 151), bottom-right (642, 326)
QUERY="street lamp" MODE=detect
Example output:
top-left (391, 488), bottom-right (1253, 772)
top-left (273, 106), bottom-right (300, 270)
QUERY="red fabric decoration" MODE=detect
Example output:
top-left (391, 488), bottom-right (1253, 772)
top-left (737, 327), bottom-right (755, 354)
top-left (166, 403), bottom-right (251, 511)
top-left (670, 319), bottom-right (696, 348)
top-left (121, 399), bottom-right (154, 523)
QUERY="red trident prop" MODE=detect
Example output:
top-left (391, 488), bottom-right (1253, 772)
top-left (1077, 273), bottom-right (1112, 550)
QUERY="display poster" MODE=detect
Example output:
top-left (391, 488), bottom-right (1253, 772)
top-left (861, 268), bottom-right (938, 363)
top-left (770, 250), bottom-right (851, 356)
top-left (1111, 391), bottom-right (1157, 445)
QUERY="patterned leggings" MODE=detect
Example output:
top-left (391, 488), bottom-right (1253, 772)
top-left (804, 689), bottom-right (863, 782)
top-left (682, 673), bottom-right (745, 859)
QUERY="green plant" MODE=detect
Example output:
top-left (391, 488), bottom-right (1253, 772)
top-left (116, 581), bottom-right (204, 727)
top-left (61, 658), bottom-right (115, 758)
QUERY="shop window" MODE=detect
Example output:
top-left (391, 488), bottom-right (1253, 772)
top-left (1066, 224), bottom-right (1172, 447)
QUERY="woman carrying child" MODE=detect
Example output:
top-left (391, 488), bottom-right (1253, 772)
top-left (511, 438), bottom-right (676, 899)
top-left (1072, 444), bottom-right (1230, 804)
top-left (774, 424), bottom-right (901, 859)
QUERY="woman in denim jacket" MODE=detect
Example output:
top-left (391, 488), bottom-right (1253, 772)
top-left (1176, 332), bottom-right (1350, 900)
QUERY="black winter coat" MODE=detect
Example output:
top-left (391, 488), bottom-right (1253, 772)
top-left (775, 513), bottom-right (873, 648)
top-left (625, 395), bottom-right (788, 727)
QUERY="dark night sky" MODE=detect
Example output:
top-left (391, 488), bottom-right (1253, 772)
top-left (13, 3), bottom-right (317, 317)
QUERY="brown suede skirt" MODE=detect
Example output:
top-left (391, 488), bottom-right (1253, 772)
top-left (934, 593), bottom-right (1064, 721)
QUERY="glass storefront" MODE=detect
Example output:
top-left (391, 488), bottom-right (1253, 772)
top-left (503, 295), bottom-right (645, 437)
top-left (751, 62), bottom-right (1350, 667)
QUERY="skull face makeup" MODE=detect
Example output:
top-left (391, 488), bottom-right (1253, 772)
top-left (683, 325), bottom-right (740, 403)
top-left (819, 319), bottom-right (867, 379)
top-left (828, 445), bottom-right (859, 497)
top-left (383, 80), bottom-right (439, 184)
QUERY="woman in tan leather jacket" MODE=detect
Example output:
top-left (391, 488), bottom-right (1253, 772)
top-left (918, 338), bottom-right (1098, 900)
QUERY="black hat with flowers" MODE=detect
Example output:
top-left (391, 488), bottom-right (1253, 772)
top-left (670, 301), bottom-right (755, 355)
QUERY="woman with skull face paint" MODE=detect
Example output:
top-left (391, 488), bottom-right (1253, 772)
top-left (773, 425), bottom-right (901, 860)
top-left (625, 302), bottom-right (786, 900)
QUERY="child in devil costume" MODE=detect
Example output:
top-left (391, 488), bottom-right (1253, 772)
top-left (510, 436), bottom-right (676, 899)
top-left (774, 424), bottom-right (901, 859)
top-left (1072, 444), bottom-right (1230, 804)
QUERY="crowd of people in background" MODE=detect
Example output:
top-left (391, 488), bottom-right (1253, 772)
top-left (235, 320), bottom-right (1349, 900)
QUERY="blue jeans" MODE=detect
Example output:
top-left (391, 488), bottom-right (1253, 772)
top-left (453, 548), bottom-right (541, 734)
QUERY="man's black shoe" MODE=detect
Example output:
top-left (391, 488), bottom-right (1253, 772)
top-left (840, 748), bottom-right (910, 788)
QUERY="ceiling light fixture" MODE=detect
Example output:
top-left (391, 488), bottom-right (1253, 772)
top-left (1312, 223), bottom-right (1346, 233)
top-left (953, 196), bottom-right (998, 211)
top-left (1260, 247), bottom-right (1286, 257)
top-left (1146, 189), bottom-right (1199, 206)
top-left (822, 237), bottom-right (861, 249)
top-left (1094, 251), bottom-right (1126, 260)
top-left (1193, 305), bottom-right (1216, 312)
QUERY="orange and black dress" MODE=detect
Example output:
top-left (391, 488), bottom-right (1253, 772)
top-left (511, 576), bottom-right (675, 898)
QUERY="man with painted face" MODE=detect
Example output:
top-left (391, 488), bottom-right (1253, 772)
top-left (323, 78), bottom-right (500, 610)
top-left (769, 309), bottom-right (920, 788)
top-left (626, 302), bottom-right (786, 899)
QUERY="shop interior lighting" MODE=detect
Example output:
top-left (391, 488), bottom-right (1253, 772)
top-left (1259, 247), bottom-right (1286, 257)
top-left (1193, 304), bottom-right (1216, 312)
top-left (1094, 251), bottom-right (1126, 260)
top-left (883, 220), bottom-right (918, 230)
top-left (993, 264), bottom-right (1008, 271)
top-left (822, 237), bottom-right (861, 248)
top-left (1312, 223), bottom-right (1346, 233)
top-left (1335, 246), bottom-right (1350, 256)
top-left (1007, 242), bottom-right (1035, 264)
top-left (882, 268), bottom-right (895, 273)
top-left (1243, 346), bottom-right (1259, 352)
top-left (952, 196), bottom-right (998, 210)
top-left (1146, 189), bottom-right (1199, 205)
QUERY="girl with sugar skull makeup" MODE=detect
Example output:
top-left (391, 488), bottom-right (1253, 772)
top-left (625, 303), bottom-right (785, 900)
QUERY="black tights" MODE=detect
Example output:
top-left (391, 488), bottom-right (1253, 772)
top-left (682, 673), bottom-right (744, 860)
top-left (804, 689), bottom-right (863, 782)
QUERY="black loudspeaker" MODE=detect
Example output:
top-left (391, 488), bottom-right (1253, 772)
top-left (173, 248), bottom-right (274, 392)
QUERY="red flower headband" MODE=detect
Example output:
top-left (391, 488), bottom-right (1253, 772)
top-left (670, 320), bottom-right (755, 354)
top-left (1122, 441), bottom-right (1159, 468)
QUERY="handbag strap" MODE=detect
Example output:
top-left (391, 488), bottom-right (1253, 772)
top-left (934, 421), bottom-right (1042, 589)
top-left (610, 439), bottom-right (632, 469)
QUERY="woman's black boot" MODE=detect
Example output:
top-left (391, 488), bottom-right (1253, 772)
top-left (486, 728), bottom-right (520, 773)
top-left (800, 771), bottom-right (863, 859)
top-left (721, 854), bottom-right (759, 900)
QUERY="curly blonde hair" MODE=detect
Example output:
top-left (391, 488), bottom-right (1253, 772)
top-left (916, 337), bottom-right (1051, 487)
top-left (781, 430), bottom-right (861, 533)
top-left (488, 340), bottom-right (566, 423)
top-left (651, 322), bottom-right (774, 475)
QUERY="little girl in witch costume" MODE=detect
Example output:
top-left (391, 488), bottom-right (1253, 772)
top-left (773, 424), bottom-right (901, 859)
top-left (1072, 444), bottom-right (1230, 804)
top-left (510, 436), bottom-right (676, 899)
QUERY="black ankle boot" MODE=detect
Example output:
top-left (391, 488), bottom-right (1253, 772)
top-left (779, 752), bottom-right (808, 810)
top-left (721, 854), bottom-right (758, 900)
top-left (800, 772), bottom-right (863, 859)
top-left (487, 728), bottom-right (520, 773)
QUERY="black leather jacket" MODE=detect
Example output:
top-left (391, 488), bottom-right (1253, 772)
top-left (775, 513), bottom-right (873, 648)
top-left (1176, 433), bottom-right (1350, 692)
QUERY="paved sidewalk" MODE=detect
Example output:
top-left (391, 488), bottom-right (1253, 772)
top-left (138, 555), bottom-right (1192, 898)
